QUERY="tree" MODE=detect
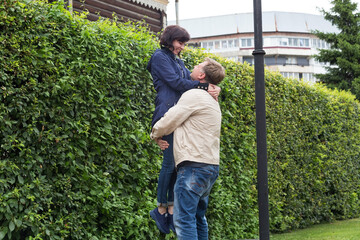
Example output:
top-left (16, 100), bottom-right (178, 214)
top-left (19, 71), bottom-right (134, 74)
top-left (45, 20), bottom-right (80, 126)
top-left (313, 0), bottom-right (360, 99)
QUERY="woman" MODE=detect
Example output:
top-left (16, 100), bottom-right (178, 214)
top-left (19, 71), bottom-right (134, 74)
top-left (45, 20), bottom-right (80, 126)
top-left (147, 25), bottom-right (220, 234)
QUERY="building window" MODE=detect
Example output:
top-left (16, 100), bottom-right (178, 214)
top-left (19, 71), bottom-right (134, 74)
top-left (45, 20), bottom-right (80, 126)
top-left (289, 38), bottom-right (298, 46)
top-left (280, 72), bottom-right (315, 82)
top-left (234, 39), bottom-right (239, 47)
top-left (312, 39), bottom-right (330, 49)
top-left (285, 57), bottom-right (297, 65)
top-left (299, 38), bottom-right (305, 46)
top-left (201, 41), bottom-right (214, 50)
top-left (281, 72), bottom-right (299, 79)
top-left (215, 41), bottom-right (220, 49)
top-left (243, 57), bottom-right (254, 65)
top-left (281, 72), bottom-right (288, 78)
top-left (241, 39), bottom-right (245, 46)
top-left (264, 37), bottom-right (310, 48)
top-left (280, 38), bottom-right (288, 46)
top-left (200, 39), bottom-right (241, 50)
top-left (299, 38), bottom-right (310, 47)
top-left (227, 56), bottom-right (240, 62)
top-left (187, 42), bottom-right (200, 48)
top-left (208, 42), bottom-right (214, 50)
top-left (297, 57), bottom-right (309, 66)
top-left (264, 56), bottom-right (277, 66)
top-left (241, 38), bottom-right (254, 47)
top-left (263, 37), bottom-right (278, 47)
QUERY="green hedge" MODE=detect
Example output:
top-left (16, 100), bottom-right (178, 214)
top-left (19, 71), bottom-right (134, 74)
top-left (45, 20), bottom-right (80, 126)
top-left (1, 0), bottom-right (360, 239)
top-left (265, 76), bottom-right (360, 231)
top-left (0, 1), bottom-right (160, 239)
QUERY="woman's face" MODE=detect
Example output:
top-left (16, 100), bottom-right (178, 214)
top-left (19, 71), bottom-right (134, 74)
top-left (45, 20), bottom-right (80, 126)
top-left (171, 40), bottom-right (186, 55)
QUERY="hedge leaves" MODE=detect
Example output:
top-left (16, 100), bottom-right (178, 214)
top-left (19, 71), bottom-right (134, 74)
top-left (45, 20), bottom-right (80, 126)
top-left (1, 0), bottom-right (360, 239)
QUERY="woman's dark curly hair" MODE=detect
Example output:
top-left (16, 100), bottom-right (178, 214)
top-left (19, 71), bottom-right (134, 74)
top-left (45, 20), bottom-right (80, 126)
top-left (159, 25), bottom-right (190, 50)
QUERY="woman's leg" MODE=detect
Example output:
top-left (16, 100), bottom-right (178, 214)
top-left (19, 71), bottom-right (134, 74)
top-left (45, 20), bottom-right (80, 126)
top-left (157, 133), bottom-right (175, 207)
top-left (151, 133), bottom-right (176, 234)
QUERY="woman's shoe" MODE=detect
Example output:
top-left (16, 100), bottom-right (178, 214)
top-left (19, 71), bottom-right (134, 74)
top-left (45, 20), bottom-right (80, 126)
top-left (150, 208), bottom-right (170, 234)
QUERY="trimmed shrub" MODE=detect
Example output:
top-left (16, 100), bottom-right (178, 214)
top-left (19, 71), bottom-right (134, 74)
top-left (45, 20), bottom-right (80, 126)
top-left (265, 76), bottom-right (360, 231)
top-left (1, 0), bottom-right (160, 239)
top-left (1, 0), bottom-right (360, 239)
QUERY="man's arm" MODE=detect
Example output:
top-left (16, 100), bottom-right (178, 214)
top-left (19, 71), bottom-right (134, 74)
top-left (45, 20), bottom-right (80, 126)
top-left (150, 90), bottom-right (196, 139)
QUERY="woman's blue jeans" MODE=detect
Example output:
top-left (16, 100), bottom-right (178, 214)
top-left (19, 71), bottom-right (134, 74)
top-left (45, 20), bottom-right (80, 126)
top-left (173, 164), bottom-right (219, 240)
top-left (157, 133), bottom-right (176, 207)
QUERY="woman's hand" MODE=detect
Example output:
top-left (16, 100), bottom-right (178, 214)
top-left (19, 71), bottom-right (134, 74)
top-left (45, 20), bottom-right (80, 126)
top-left (155, 138), bottom-right (169, 150)
top-left (207, 84), bottom-right (221, 101)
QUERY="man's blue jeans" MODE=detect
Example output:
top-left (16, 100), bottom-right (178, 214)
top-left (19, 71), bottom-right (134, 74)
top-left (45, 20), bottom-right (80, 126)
top-left (173, 164), bottom-right (219, 240)
top-left (157, 133), bottom-right (176, 206)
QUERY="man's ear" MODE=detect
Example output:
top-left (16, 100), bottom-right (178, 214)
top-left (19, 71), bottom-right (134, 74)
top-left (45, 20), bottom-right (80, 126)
top-left (199, 72), bottom-right (206, 80)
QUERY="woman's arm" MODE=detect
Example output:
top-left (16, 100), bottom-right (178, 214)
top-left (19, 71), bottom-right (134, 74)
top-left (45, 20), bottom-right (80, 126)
top-left (151, 54), bottom-right (198, 92)
top-left (154, 138), bottom-right (169, 150)
top-left (207, 84), bottom-right (221, 101)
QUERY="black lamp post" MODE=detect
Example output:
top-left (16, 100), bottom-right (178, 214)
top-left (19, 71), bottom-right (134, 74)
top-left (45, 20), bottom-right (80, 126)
top-left (252, 0), bottom-right (270, 239)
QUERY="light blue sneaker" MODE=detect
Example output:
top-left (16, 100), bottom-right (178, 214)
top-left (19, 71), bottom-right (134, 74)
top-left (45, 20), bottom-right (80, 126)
top-left (150, 208), bottom-right (170, 234)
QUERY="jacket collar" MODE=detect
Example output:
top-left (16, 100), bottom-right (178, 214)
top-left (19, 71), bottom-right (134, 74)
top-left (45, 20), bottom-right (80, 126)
top-left (161, 47), bottom-right (176, 60)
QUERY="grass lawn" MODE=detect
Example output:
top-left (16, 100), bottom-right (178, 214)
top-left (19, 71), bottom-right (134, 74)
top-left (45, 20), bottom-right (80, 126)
top-left (270, 218), bottom-right (360, 240)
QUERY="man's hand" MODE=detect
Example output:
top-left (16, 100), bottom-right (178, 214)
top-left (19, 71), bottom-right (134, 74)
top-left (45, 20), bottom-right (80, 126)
top-left (208, 84), bottom-right (221, 101)
top-left (155, 138), bottom-right (169, 150)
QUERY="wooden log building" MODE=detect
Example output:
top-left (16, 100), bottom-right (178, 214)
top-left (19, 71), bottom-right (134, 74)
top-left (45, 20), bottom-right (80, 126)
top-left (50, 0), bottom-right (168, 33)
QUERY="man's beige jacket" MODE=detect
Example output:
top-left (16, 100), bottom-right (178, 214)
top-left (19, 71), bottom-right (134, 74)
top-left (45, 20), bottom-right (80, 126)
top-left (150, 89), bottom-right (221, 167)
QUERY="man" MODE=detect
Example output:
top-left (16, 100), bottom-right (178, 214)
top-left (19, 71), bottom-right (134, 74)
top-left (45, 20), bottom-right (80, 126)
top-left (150, 58), bottom-right (225, 239)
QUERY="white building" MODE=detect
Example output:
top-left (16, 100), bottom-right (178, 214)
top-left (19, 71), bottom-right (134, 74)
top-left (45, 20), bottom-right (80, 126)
top-left (169, 12), bottom-right (338, 83)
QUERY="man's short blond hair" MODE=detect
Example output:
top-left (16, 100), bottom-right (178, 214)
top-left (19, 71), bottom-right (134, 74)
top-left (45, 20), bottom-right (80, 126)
top-left (202, 58), bottom-right (226, 85)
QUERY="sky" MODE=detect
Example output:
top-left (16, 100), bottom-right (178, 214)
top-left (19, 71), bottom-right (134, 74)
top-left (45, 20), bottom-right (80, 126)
top-left (166, 0), bottom-right (360, 21)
